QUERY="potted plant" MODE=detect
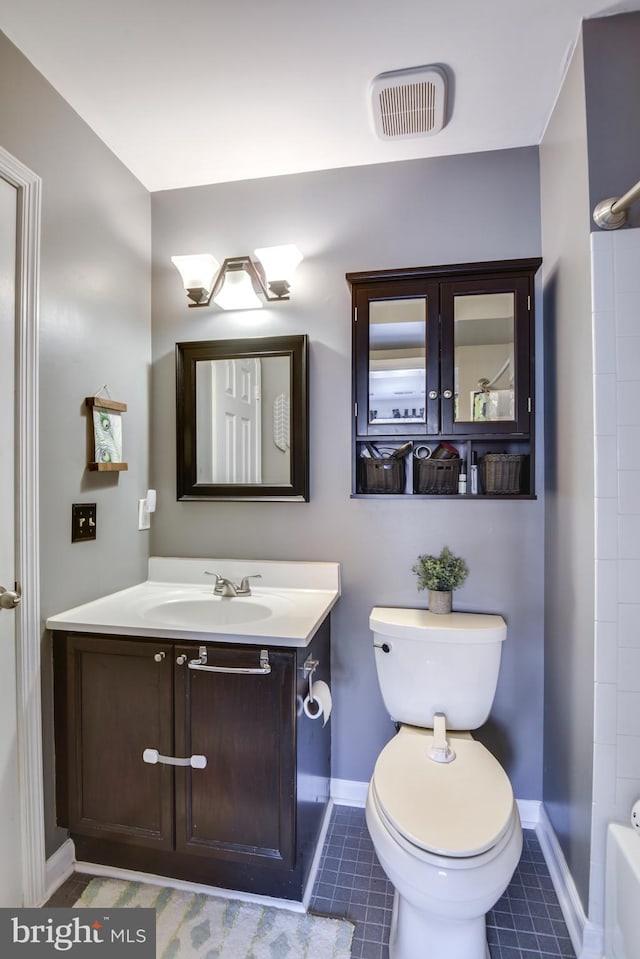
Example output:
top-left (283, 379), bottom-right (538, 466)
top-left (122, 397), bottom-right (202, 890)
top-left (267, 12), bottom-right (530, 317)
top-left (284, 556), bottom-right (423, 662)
top-left (412, 546), bottom-right (468, 614)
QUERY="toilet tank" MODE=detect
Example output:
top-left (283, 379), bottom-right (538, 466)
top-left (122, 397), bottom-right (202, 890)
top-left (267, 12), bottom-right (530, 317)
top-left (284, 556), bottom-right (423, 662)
top-left (370, 607), bottom-right (507, 729)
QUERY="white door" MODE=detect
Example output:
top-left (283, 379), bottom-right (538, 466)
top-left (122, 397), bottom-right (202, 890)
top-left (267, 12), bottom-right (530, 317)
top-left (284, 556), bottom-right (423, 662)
top-left (0, 173), bottom-right (23, 904)
top-left (211, 357), bottom-right (262, 483)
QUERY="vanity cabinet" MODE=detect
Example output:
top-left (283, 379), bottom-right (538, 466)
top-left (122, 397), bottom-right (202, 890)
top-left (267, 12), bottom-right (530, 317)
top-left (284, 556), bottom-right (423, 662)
top-left (53, 622), bottom-right (331, 900)
top-left (347, 258), bottom-right (541, 497)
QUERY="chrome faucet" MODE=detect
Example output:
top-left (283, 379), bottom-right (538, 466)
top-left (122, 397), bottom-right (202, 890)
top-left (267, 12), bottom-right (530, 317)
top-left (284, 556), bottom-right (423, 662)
top-left (205, 572), bottom-right (262, 597)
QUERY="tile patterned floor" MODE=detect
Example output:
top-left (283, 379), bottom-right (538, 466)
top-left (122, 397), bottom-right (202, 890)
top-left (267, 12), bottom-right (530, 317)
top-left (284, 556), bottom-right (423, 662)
top-left (309, 805), bottom-right (577, 959)
top-left (47, 805), bottom-right (576, 959)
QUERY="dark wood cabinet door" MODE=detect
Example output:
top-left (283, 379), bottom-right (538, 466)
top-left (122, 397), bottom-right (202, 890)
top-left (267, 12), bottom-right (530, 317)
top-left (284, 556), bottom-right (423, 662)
top-left (65, 635), bottom-right (174, 849)
top-left (173, 644), bottom-right (296, 867)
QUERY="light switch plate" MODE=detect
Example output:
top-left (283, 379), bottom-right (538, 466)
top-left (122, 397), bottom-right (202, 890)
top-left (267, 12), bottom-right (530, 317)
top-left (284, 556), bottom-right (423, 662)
top-left (71, 503), bottom-right (97, 542)
top-left (138, 499), bottom-right (151, 530)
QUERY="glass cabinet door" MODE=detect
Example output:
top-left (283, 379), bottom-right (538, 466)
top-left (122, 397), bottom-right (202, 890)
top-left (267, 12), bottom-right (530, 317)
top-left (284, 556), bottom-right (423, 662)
top-left (440, 276), bottom-right (531, 434)
top-left (354, 281), bottom-right (439, 436)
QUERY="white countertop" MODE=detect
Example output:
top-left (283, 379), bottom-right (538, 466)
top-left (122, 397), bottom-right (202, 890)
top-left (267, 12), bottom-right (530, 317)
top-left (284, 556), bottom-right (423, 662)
top-left (46, 557), bottom-right (341, 648)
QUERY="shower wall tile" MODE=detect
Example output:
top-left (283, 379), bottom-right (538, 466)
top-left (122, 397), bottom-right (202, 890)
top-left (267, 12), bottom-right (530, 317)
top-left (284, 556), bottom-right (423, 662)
top-left (613, 292), bottom-right (640, 336)
top-left (618, 561), bottom-right (640, 604)
top-left (618, 514), bottom-right (640, 558)
top-left (594, 374), bottom-right (616, 434)
top-left (595, 560), bottom-right (617, 621)
top-left (593, 312), bottom-right (616, 374)
top-left (615, 335), bottom-right (640, 380)
top-left (617, 426), bottom-right (640, 470)
top-left (594, 682), bottom-right (617, 744)
top-left (614, 776), bottom-right (640, 817)
top-left (613, 229), bottom-right (640, 292)
top-left (595, 621), bottom-right (617, 683)
top-left (617, 603), bottom-right (640, 645)
top-left (616, 734), bottom-right (640, 779)
top-left (618, 471), bottom-right (640, 514)
top-left (594, 743), bottom-right (617, 804)
top-left (595, 498), bottom-right (618, 560)
top-left (595, 434), bottom-right (618, 498)
top-left (617, 380), bottom-right (640, 425)
top-left (617, 647), bottom-right (640, 691)
top-left (590, 232), bottom-right (614, 311)
top-left (616, 690), bottom-right (640, 735)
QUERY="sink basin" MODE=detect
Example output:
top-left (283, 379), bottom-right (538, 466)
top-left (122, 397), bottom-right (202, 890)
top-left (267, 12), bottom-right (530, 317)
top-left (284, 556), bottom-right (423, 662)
top-left (45, 558), bottom-right (341, 647)
top-left (142, 593), bottom-right (291, 629)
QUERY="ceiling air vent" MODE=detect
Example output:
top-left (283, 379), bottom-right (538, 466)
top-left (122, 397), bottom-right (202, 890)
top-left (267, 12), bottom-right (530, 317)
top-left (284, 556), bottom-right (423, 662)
top-left (371, 65), bottom-right (447, 140)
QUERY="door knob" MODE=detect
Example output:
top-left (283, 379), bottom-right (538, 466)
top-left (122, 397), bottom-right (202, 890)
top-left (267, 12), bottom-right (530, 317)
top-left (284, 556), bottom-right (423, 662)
top-left (0, 583), bottom-right (21, 610)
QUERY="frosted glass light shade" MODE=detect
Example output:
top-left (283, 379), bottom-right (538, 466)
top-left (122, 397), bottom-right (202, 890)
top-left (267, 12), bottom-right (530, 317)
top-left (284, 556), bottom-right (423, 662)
top-left (213, 267), bottom-right (263, 310)
top-left (171, 254), bottom-right (220, 301)
top-left (254, 244), bottom-right (303, 287)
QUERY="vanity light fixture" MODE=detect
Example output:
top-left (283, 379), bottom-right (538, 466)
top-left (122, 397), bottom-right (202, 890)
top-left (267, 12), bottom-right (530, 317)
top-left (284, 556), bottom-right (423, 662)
top-left (171, 244), bottom-right (303, 310)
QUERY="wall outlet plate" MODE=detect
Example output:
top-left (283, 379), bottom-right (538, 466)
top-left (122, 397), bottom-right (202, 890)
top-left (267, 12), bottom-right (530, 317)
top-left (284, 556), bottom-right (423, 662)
top-left (71, 503), bottom-right (97, 542)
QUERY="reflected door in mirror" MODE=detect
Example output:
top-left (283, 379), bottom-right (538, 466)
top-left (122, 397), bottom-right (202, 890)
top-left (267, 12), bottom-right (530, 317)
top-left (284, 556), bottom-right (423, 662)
top-left (195, 356), bottom-right (291, 486)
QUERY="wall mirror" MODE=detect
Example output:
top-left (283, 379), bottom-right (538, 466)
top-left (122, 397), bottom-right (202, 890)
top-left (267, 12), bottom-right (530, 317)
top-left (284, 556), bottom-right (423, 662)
top-left (176, 335), bottom-right (309, 501)
top-left (452, 291), bottom-right (515, 423)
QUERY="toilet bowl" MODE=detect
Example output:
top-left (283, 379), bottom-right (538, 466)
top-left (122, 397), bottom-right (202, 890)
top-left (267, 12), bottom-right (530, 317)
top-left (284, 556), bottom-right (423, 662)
top-left (367, 607), bottom-right (520, 959)
top-left (365, 726), bottom-right (522, 959)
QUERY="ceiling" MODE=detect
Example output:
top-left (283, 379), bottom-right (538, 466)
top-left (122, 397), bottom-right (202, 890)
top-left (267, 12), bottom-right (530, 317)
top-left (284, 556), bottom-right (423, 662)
top-left (0, 0), bottom-right (636, 193)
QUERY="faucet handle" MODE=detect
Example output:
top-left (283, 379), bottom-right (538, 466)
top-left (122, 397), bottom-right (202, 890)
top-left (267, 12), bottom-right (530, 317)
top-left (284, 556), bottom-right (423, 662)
top-left (204, 571), bottom-right (224, 593)
top-left (237, 574), bottom-right (262, 595)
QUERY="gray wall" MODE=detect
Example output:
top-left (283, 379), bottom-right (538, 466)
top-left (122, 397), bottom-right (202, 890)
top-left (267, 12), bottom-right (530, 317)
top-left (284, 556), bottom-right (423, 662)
top-left (151, 149), bottom-right (545, 799)
top-left (583, 13), bottom-right (640, 230)
top-left (539, 33), bottom-right (594, 910)
top-left (0, 32), bottom-right (152, 855)
top-left (539, 11), bottom-right (640, 915)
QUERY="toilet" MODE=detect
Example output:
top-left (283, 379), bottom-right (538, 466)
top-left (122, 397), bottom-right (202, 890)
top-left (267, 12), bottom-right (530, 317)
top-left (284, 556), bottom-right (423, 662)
top-left (366, 607), bottom-right (522, 959)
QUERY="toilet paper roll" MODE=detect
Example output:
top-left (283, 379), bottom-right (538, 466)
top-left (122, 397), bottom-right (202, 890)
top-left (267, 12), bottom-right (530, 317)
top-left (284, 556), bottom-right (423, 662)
top-left (303, 680), bottom-right (332, 726)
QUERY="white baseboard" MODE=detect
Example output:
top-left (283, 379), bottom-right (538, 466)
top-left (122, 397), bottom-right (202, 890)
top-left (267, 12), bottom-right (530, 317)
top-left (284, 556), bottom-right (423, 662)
top-left (516, 798), bottom-right (541, 830)
top-left (330, 778), bottom-right (367, 807)
top-left (43, 838), bottom-right (75, 904)
top-left (536, 805), bottom-right (604, 959)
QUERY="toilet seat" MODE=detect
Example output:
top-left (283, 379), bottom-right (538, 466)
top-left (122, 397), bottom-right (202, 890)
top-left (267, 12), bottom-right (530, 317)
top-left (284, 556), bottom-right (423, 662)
top-left (371, 726), bottom-right (515, 858)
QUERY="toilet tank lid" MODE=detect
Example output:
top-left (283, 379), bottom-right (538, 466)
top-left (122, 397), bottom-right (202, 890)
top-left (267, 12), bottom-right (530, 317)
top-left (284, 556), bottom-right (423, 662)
top-left (370, 607), bottom-right (506, 642)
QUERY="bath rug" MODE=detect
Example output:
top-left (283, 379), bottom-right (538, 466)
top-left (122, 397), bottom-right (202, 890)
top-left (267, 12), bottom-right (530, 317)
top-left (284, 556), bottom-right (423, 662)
top-left (75, 877), bottom-right (354, 959)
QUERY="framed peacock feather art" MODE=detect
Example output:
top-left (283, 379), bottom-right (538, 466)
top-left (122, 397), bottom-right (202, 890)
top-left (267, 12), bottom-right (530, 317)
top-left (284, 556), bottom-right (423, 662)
top-left (85, 394), bottom-right (128, 471)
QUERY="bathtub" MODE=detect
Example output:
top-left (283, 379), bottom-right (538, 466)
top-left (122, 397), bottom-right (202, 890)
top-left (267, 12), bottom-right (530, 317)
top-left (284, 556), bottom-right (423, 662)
top-left (605, 823), bottom-right (640, 959)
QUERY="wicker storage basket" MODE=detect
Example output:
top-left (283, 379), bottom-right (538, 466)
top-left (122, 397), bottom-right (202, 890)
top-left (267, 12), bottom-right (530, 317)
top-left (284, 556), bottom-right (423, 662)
top-left (480, 453), bottom-right (525, 494)
top-left (414, 456), bottom-right (461, 494)
top-left (360, 456), bottom-right (405, 493)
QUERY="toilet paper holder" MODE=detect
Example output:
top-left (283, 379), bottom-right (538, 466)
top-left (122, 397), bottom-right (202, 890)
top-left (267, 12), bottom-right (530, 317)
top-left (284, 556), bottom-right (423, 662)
top-left (300, 655), bottom-right (319, 703)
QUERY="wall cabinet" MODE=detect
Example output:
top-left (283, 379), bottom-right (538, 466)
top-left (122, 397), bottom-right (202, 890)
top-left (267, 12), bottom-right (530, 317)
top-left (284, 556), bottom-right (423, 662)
top-left (53, 622), bottom-right (331, 900)
top-left (347, 258), bottom-right (541, 498)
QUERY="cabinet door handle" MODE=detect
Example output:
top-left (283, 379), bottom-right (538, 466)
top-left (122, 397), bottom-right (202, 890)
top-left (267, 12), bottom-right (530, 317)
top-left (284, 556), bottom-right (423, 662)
top-left (142, 748), bottom-right (207, 769)
top-left (154, 652), bottom-right (165, 662)
top-left (443, 389), bottom-right (453, 399)
top-left (428, 390), bottom-right (438, 400)
top-left (188, 646), bottom-right (271, 675)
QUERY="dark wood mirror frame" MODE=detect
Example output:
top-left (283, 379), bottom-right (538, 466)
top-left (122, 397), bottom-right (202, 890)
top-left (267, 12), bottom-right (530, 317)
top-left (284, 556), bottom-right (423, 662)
top-left (176, 334), bottom-right (309, 501)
